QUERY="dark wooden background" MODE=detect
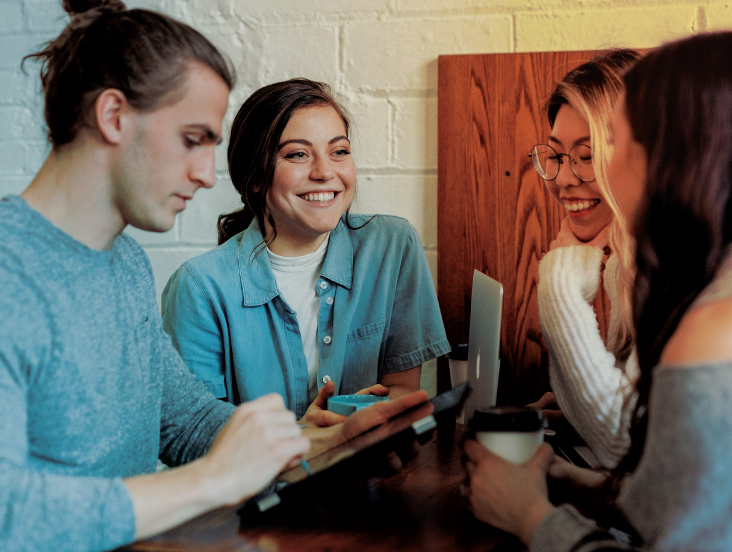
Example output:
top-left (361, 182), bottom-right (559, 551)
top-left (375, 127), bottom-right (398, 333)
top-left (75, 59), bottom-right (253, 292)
top-left (436, 50), bottom-right (608, 405)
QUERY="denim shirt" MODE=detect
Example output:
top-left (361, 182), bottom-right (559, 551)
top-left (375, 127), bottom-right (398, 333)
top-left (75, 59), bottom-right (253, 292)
top-left (162, 214), bottom-right (450, 418)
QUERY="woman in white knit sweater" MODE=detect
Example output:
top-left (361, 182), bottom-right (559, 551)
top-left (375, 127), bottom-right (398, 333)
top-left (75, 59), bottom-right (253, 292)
top-left (529, 50), bottom-right (641, 468)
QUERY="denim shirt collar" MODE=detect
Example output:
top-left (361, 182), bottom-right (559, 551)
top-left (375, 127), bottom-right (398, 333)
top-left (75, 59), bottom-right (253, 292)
top-left (237, 217), bottom-right (353, 307)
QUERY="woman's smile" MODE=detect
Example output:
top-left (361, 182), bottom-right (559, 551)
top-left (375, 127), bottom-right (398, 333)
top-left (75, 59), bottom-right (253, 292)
top-left (547, 105), bottom-right (613, 241)
top-left (265, 105), bottom-right (356, 256)
top-left (562, 197), bottom-right (602, 215)
top-left (299, 191), bottom-right (338, 204)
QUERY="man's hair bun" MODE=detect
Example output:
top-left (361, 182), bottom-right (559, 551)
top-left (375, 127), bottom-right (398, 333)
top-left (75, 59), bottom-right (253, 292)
top-left (28, 0), bottom-right (232, 147)
top-left (62, 0), bottom-right (126, 16)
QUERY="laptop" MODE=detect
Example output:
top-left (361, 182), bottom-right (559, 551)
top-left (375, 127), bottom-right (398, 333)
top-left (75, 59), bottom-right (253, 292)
top-left (463, 270), bottom-right (503, 422)
top-left (460, 271), bottom-right (601, 469)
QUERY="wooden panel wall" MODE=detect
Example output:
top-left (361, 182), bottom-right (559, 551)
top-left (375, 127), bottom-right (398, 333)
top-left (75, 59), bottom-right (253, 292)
top-left (436, 51), bottom-right (604, 405)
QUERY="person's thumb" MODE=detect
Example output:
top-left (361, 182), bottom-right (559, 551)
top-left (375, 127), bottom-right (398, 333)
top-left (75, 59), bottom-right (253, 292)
top-left (313, 380), bottom-right (336, 408)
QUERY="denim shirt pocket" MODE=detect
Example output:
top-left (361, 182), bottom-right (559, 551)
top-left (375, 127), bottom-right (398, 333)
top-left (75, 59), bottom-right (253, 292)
top-left (343, 318), bottom-right (386, 391)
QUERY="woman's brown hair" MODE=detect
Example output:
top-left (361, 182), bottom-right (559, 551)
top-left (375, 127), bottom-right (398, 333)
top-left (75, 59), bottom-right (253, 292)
top-left (218, 78), bottom-right (352, 246)
top-left (614, 31), bottom-right (732, 477)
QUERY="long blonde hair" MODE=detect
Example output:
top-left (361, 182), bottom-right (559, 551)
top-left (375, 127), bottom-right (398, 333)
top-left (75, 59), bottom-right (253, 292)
top-left (547, 49), bottom-right (642, 362)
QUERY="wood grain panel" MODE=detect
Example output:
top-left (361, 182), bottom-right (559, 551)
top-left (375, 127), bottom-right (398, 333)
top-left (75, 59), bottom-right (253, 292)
top-left (437, 51), bottom-right (605, 405)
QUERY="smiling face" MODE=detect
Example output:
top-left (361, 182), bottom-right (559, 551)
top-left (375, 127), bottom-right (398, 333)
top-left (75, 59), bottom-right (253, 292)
top-left (546, 104), bottom-right (613, 242)
top-left (264, 105), bottom-right (356, 256)
top-left (608, 94), bottom-right (647, 232)
top-left (113, 62), bottom-right (229, 233)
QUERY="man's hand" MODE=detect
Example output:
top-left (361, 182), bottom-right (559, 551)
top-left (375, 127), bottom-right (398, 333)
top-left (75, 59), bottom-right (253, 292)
top-left (464, 440), bottom-right (555, 546)
top-left (125, 393), bottom-right (309, 539)
top-left (197, 393), bottom-right (310, 506)
top-left (301, 381), bottom-right (391, 428)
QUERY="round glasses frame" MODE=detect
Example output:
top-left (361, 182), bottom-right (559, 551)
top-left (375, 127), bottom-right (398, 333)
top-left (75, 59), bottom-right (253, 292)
top-left (528, 143), bottom-right (595, 183)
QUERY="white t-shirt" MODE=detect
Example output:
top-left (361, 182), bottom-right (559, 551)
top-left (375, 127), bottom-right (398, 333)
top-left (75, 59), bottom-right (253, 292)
top-left (267, 235), bottom-right (330, 401)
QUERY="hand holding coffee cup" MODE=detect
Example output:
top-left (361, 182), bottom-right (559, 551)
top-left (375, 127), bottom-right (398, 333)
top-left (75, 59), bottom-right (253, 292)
top-left (468, 407), bottom-right (546, 464)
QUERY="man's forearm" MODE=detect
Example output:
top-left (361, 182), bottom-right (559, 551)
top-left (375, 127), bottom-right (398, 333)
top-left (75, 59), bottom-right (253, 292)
top-left (124, 458), bottom-right (223, 540)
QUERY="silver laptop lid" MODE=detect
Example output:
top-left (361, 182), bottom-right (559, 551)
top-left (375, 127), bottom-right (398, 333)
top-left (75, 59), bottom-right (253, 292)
top-left (464, 270), bottom-right (503, 422)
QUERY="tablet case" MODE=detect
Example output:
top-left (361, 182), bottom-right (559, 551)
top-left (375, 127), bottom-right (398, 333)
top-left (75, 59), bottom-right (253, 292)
top-left (237, 382), bottom-right (470, 525)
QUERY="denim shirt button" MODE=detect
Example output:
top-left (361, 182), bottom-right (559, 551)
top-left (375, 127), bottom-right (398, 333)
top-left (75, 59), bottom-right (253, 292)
top-left (322, 375), bottom-right (332, 383)
top-left (326, 297), bottom-right (334, 305)
top-left (319, 281), bottom-right (328, 290)
top-left (323, 335), bottom-right (332, 345)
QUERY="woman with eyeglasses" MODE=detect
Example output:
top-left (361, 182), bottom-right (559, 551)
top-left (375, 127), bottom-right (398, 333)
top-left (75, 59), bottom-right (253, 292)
top-left (528, 49), bottom-right (641, 468)
top-left (464, 31), bottom-right (732, 551)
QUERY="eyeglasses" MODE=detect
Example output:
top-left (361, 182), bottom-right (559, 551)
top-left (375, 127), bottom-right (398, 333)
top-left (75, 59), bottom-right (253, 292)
top-left (528, 143), bottom-right (595, 182)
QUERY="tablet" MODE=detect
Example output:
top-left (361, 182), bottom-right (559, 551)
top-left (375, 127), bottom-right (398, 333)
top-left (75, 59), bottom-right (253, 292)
top-left (238, 382), bottom-right (470, 520)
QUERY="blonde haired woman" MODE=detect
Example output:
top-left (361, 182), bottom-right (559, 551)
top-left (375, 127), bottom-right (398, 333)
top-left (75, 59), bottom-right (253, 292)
top-left (530, 49), bottom-right (640, 468)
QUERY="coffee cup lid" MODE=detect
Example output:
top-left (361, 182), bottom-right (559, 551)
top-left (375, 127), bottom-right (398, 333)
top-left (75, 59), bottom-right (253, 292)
top-left (468, 406), bottom-right (545, 432)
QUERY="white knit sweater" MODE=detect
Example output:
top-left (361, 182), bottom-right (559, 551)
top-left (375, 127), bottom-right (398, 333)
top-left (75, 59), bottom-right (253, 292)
top-left (538, 245), bottom-right (638, 468)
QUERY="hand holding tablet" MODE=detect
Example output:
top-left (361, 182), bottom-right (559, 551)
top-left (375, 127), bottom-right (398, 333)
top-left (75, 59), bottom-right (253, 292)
top-left (239, 384), bottom-right (469, 522)
top-left (301, 381), bottom-right (392, 428)
top-left (327, 394), bottom-right (390, 416)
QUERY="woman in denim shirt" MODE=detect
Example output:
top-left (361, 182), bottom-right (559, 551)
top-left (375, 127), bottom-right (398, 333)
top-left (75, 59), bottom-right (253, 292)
top-left (162, 78), bottom-right (450, 426)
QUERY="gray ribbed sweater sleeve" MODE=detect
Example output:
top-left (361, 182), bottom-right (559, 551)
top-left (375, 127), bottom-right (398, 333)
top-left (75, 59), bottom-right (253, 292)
top-left (618, 364), bottom-right (732, 549)
top-left (538, 246), bottom-right (634, 468)
top-left (532, 363), bottom-right (732, 551)
top-left (532, 504), bottom-right (634, 551)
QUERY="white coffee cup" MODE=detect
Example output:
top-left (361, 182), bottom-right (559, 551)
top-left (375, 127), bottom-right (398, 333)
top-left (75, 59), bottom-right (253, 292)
top-left (446, 344), bottom-right (469, 423)
top-left (469, 407), bottom-right (545, 464)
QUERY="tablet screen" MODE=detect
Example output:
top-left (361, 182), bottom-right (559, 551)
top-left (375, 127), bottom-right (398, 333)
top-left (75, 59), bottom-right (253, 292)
top-left (278, 395), bottom-right (437, 485)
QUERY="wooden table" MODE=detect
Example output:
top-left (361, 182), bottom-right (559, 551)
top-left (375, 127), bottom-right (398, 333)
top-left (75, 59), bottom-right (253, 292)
top-left (121, 424), bottom-right (523, 552)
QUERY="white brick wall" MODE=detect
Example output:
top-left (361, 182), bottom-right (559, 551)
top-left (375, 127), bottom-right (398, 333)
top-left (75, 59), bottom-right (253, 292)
top-left (2, 0), bottom-right (731, 394)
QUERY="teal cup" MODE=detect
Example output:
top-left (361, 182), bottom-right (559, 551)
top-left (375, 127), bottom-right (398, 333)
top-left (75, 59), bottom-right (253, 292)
top-left (327, 394), bottom-right (389, 416)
